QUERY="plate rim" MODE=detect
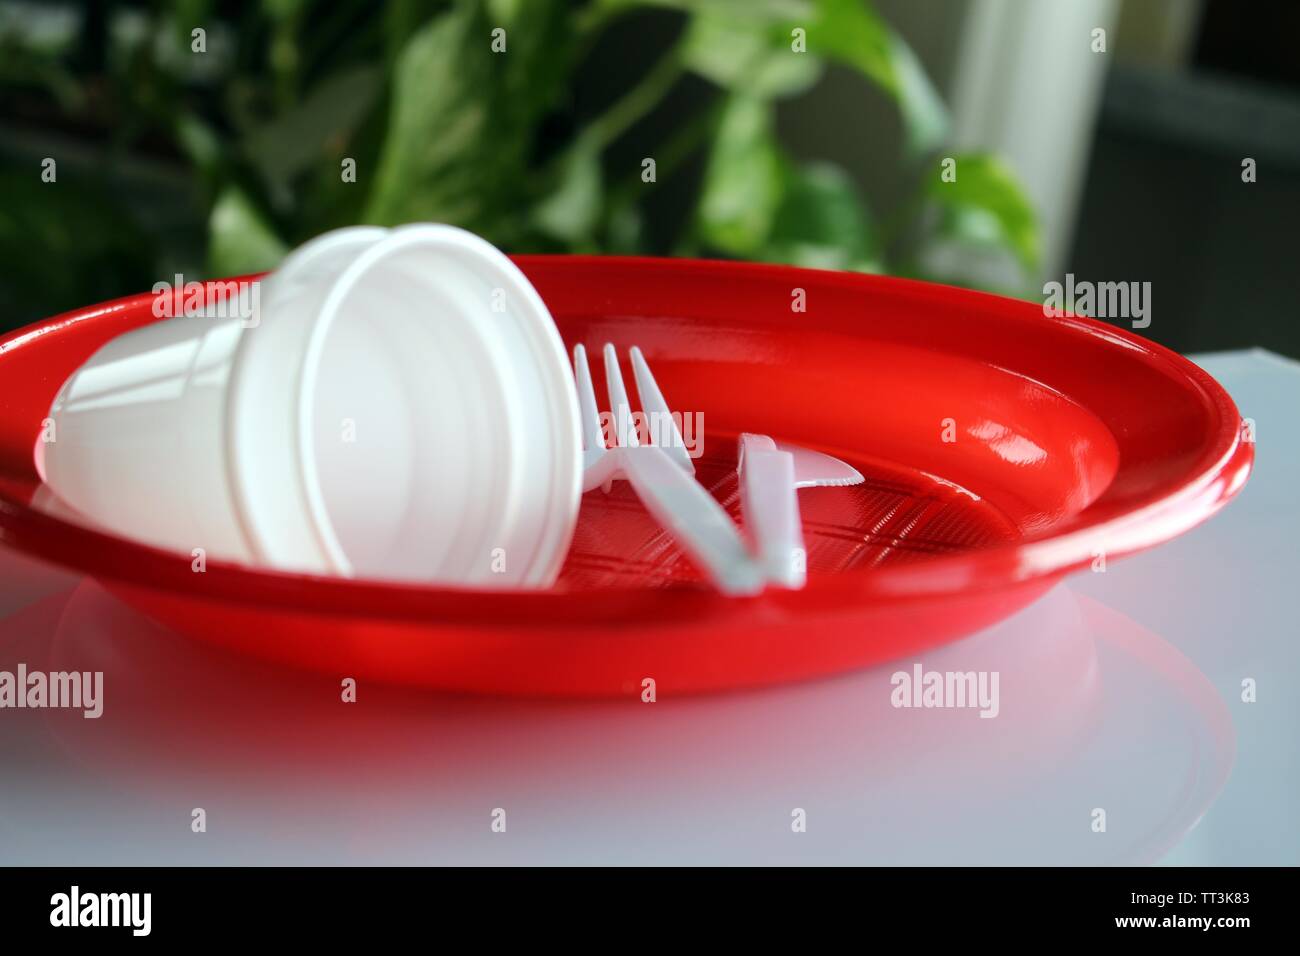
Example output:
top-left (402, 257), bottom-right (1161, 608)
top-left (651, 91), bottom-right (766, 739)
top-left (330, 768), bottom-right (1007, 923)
top-left (0, 257), bottom-right (1254, 622)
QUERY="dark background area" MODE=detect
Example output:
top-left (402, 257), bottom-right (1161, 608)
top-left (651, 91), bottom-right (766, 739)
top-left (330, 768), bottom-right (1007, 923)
top-left (1, 0), bottom-right (1297, 358)
top-left (1069, 0), bottom-right (1300, 356)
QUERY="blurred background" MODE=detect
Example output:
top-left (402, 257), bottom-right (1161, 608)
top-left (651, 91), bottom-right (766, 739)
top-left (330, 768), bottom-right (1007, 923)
top-left (0, 0), bottom-right (1296, 356)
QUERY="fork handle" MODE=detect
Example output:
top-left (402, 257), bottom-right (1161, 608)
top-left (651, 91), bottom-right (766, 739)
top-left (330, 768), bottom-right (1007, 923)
top-left (618, 447), bottom-right (765, 596)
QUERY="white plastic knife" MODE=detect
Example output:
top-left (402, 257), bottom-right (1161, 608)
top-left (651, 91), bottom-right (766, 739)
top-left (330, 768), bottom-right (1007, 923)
top-left (774, 440), bottom-right (866, 489)
top-left (737, 434), bottom-right (864, 588)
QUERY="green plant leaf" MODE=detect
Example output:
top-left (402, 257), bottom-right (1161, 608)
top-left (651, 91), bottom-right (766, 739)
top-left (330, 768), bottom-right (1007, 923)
top-left (695, 95), bottom-right (785, 256)
top-left (925, 153), bottom-right (1039, 272)
top-left (651, 0), bottom-right (949, 151)
top-left (175, 112), bottom-right (223, 183)
top-left (764, 161), bottom-right (876, 271)
top-left (489, 0), bottom-right (576, 127)
top-left (809, 0), bottom-right (948, 155)
top-left (595, 0), bottom-right (813, 18)
top-left (532, 140), bottom-right (603, 243)
top-left (208, 187), bottom-right (289, 276)
top-left (683, 5), bottom-right (823, 99)
top-left (242, 65), bottom-right (384, 190)
top-left (363, 3), bottom-right (513, 232)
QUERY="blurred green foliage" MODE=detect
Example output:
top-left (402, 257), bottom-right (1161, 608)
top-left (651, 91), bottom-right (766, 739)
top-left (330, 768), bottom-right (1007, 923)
top-left (0, 0), bottom-right (1039, 329)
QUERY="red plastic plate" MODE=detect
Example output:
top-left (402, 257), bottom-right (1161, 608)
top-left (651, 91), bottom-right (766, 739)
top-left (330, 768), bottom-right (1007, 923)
top-left (0, 258), bottom-right (1252, 696)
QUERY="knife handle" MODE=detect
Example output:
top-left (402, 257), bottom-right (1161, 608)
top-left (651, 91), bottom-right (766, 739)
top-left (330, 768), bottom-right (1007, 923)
top-left (740, 448), bottom-right (806, 588)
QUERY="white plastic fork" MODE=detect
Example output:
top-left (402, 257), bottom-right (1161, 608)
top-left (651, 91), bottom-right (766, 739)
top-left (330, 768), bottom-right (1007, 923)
top-left (572, 343), bottom-right (765, 595)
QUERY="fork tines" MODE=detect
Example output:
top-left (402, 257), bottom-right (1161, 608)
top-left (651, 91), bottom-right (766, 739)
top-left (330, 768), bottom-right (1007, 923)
top-left (572, 343), bottom-right (693, 473)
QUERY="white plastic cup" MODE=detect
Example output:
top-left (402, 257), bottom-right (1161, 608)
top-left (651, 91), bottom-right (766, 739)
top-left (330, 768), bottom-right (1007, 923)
top-left (37, 224), bottom-right (582, 587)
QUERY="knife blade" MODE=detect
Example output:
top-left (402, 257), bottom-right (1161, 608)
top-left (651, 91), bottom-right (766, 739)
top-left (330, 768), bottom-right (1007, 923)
top-left (737, 434), bottom-right (864, 588)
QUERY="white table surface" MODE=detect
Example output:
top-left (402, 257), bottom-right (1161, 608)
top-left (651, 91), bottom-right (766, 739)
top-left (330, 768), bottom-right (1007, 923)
top-left (0, 350), bottom-right (1294, 865)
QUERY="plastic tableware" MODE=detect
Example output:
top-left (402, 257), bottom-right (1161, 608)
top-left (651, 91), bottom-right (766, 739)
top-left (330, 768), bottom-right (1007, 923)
top-left (33, 224), bottom-right (581, 588)
top-left (574, 343), bottom-right (764, 595)
top-left (737, 433), bottom-right (865, 588)
top-left (0, 257), bottom-right (1253, 696)
top-left (776, 441), bottom-right (868, 489)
